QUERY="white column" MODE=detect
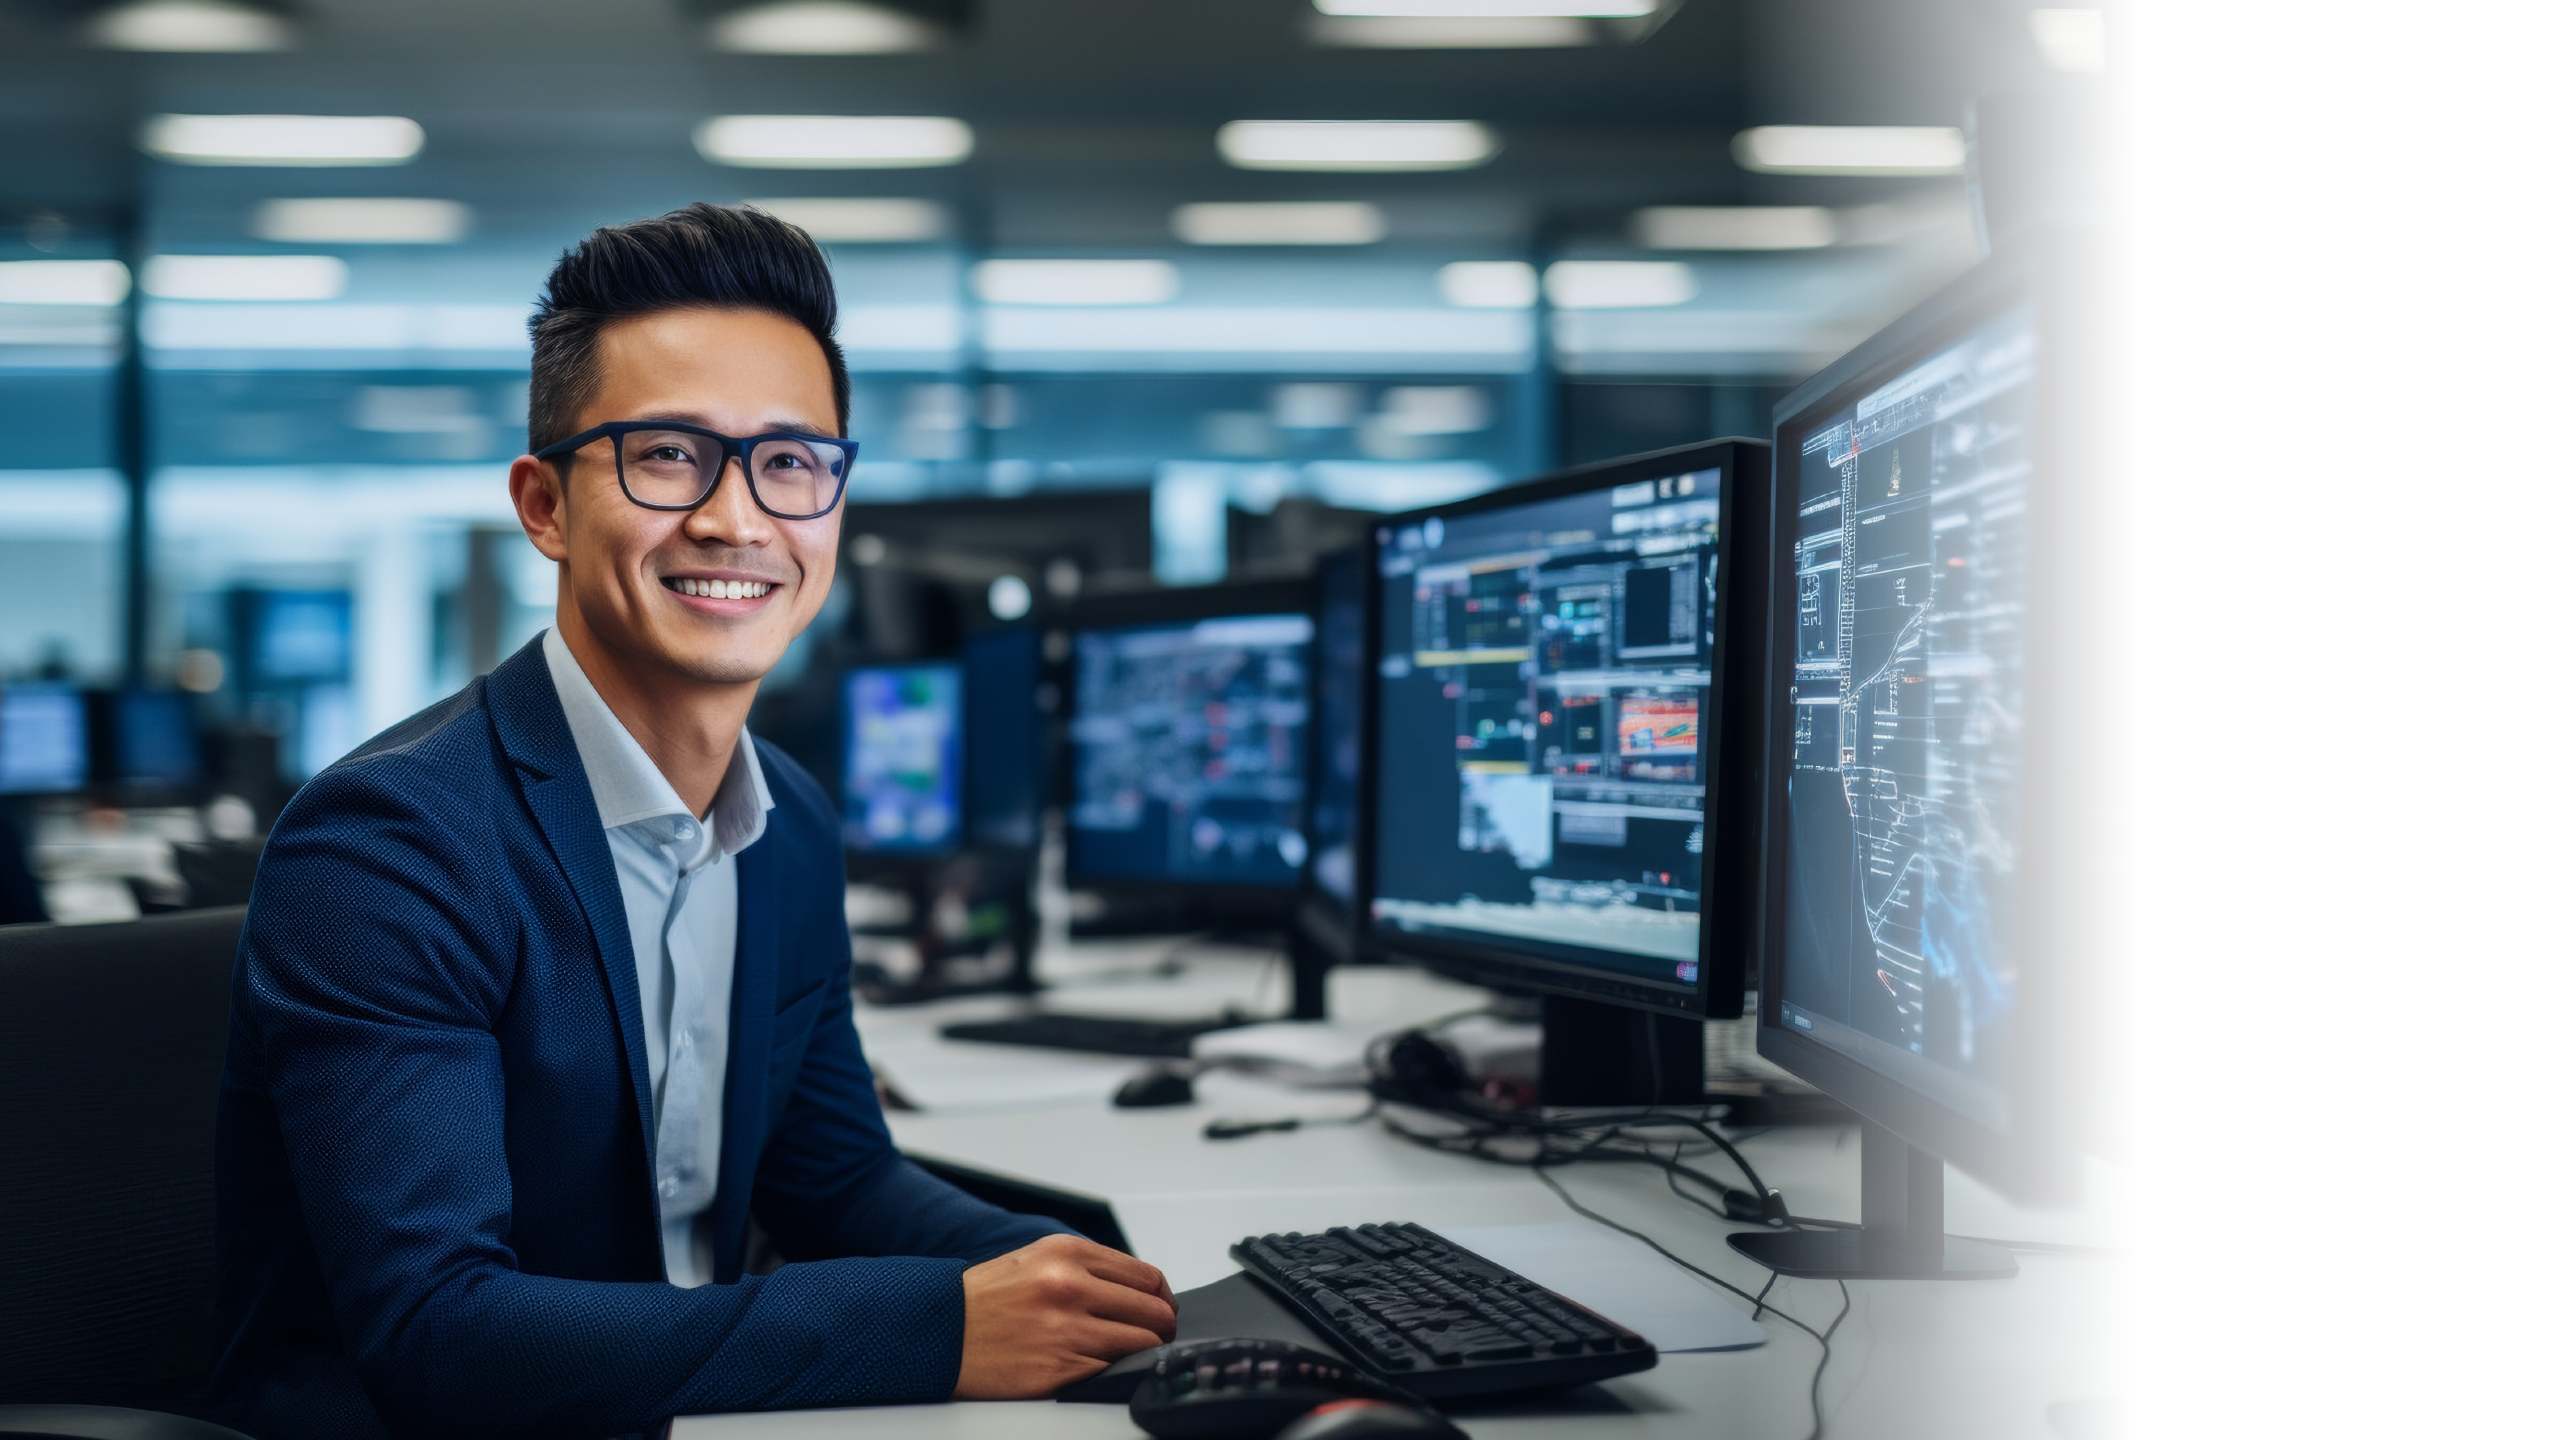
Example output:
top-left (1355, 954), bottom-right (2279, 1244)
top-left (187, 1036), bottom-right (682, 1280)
top-left (352, 522), bottom-right (431, 744)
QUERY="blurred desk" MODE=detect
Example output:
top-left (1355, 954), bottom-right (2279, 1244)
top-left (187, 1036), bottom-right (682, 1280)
top-left (674, 950), bottom-right (2123, 1440)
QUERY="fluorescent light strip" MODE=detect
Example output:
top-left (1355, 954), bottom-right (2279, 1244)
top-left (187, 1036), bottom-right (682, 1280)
top-left (748, 197), bottom-right (946, 242)
top-left (1217, 120), bottom-right (1497, 172)
top-left (1172, 202), bottom-right (1386, 246)
top-left (708, 1), bottom-right (936, 54)
top-left (141, 255), bottom-right (348, 301)
top-left (695, 115), bottom-right (974, 169)
top-left (1315, 0), bottom-right (1651, 14)
top-left (1633, 206), bottom-right (1839, 250)
top-left (1544, 260), bottom-right (1696, 309)
top-left (1310, 16), bottom-right (1594, 46)
top-left (251, 198), bottom-right (470, 244)
top-left (142, 114), bottom-right (424, 166)
top-left (973, 259), bottom-right (1179, 306)
top-left (1731, 125), bottom-right (1966, 176)
top-left (1438, 261), bottom-right (1538, 309)
top-left (0, 261), bottom-right (132, 306)
top-left (87, 0), bottom-right (292, 51)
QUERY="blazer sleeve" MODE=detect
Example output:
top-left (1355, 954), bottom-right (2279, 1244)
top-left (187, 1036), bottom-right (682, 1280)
top-left (242, 763), bottom-right (986, 1440)
top-left (745, 862), bottom-right (1071, 1264)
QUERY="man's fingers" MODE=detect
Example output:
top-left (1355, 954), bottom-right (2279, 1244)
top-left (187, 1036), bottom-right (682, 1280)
top-left (1080, 1280), bottom-right (1179, 1341)
top-left (1070, 1317), bottom-right (1177, 1363)
top-left (1072, 1245), bottom-right (1173, 1300)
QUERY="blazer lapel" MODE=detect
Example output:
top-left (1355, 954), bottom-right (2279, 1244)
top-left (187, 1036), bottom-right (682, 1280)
top-left (711, 823), bottom-right (779, 1283)
top-left (485, 640), bottom-right (658, 1152)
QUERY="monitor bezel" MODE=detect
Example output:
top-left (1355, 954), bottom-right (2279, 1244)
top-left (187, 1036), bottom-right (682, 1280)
top-left (1062, 577), bottom-right (1317, 906)
top-left (1752, 242), bottom-right (2108, 1203)
top-left (840, 658), bottom-right (968, 860)
top-left (1360, 437), bottom-right (1768, 1022)
top-left (1294, 547), bottom-right (1376, 965)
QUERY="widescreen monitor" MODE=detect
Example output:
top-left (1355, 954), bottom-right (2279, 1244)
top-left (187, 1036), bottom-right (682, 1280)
top-left (1364, 439), bottom-right (1770, 1022)
top-left (841, 662), bottom-right (964, 856)
top-left (1750, 243), bottom-right (2109, 1231)
top-left (1067, 582), bottom-right (1313, 896)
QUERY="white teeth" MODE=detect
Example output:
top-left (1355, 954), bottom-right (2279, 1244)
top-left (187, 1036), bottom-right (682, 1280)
top-left (673, 578), bottom-right (772, 599)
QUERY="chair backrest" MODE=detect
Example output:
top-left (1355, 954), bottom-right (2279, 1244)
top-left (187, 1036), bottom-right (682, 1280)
top-left (0, 908), bottom-right (245, 1408)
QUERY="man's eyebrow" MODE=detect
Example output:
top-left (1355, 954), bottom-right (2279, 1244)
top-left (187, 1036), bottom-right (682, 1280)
top-left (624, 412), bottom-right (834, 437)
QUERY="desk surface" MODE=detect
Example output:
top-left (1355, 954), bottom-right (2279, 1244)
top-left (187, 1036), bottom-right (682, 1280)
top-left (675, 946), bottom-right (2124, 1440)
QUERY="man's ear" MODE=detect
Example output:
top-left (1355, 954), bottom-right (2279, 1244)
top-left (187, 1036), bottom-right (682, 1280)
top-left (509, 454), bottom-right (571, 563)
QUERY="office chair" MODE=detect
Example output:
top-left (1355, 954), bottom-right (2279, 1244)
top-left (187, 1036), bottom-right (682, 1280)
top-left (0, 908), bottom-right (258, 1440)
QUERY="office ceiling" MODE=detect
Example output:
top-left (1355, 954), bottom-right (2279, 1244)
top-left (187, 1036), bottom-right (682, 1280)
top-left (0, 0), bottom-right (2054, 254)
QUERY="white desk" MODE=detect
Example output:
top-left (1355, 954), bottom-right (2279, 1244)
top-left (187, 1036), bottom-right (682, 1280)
top-left (675, 952), bottom-right (2125, 1440)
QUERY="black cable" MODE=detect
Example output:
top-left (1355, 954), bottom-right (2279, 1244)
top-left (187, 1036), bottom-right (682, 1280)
top-left (1529, 1163), bottom-right (1844, 1440)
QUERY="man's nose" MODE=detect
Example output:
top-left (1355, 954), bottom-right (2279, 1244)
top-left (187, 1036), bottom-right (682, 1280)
top-left (685, 456), bottom-right (774, 546)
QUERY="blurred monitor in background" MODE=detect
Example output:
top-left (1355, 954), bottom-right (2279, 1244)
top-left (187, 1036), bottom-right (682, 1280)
top-left (1068, 581), bottom-right (1313, 925)
top-left (841, 662), bottom-right (964, 857)
top-left (113, 691), bottom-right (204, 794)
top-left (0, 685), bottom-right (89, 796)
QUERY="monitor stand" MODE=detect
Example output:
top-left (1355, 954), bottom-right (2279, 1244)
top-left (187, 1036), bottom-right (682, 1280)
top-left (1727, 1123), bottom-right (2016, 1279)
top-left (1542, 995), bottom-right (1704, 1107)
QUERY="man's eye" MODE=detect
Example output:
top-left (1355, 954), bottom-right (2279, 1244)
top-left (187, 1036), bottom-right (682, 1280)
top-left (644, 446), bottom-right (694, 464)
top-left (765, 453), bottom-right (806, 471)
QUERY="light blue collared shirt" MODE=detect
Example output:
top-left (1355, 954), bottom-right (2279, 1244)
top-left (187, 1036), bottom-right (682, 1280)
top-left (542, 626), bottom-right (772, 1288)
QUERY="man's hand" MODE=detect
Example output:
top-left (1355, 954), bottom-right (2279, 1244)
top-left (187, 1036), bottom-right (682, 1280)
top-left (953, 1234), bottom-right (1178, 1399)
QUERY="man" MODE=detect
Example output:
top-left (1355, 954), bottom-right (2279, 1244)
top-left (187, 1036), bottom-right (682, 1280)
top-left (207, 204), bottom-right (1175, 1440)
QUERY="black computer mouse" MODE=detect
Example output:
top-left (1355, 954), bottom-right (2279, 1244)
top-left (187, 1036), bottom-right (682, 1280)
top-left (1129, 1337), bottom-right (1456, 1440)
top-left (1114, 1066), bottom-right (1195, 1108)
top-left (1275, 1399), bottom-right (1467, 1440)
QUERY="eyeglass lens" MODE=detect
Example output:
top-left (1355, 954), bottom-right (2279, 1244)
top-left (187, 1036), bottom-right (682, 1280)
top-left (617, 429), bottom-right (851, 516)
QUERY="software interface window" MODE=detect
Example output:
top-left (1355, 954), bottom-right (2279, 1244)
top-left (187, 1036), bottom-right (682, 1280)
top-left (1071, 615), bottom-right (1313, 888)
top-left (842, 664), bottom-right (963, 854)
top-left (1780, 302), bottom-right (2033, 1128)
top-left (1369, 471), bottom-right (1723, 984)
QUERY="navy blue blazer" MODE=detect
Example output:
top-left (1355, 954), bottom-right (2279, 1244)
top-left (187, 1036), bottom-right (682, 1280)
top-left (206, 639), bottom-right (1064, 1440)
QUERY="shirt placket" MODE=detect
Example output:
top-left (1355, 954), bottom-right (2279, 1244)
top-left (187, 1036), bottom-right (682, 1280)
top-left (652, 820), bottom-right (716, 1217)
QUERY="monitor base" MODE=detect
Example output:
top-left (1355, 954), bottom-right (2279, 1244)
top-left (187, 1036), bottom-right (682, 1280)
top-left (1727, 1227), bottom-right (2016, 1280)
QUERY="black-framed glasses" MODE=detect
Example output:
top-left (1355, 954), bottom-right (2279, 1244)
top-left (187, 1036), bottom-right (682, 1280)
top-left (533, 421), bottom-right (857, 520)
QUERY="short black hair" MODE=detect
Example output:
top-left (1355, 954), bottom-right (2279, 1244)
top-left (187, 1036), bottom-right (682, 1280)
top-left (526, 202), bottom-right (849, 454)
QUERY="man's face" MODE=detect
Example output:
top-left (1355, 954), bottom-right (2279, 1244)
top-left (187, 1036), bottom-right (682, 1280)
top-left (517, 306), bottom-right (841, 689)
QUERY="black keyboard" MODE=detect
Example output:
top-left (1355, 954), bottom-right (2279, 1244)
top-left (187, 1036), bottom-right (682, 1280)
top-left (1232, 1222), bottom-right (1657, 1401)
top-left (938, 1012), bottom-right (1243, 1058)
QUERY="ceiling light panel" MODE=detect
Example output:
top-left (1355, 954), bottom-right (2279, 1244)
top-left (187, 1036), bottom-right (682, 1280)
top-left (142, 115), bottom-right (425, 167)
top-left (748, 197), bottom-right (946, 242)
top-left (2030, 8), bottom-right (2107, 73)
top-left (1437, 260), bottom-right (1537, 309)
top-left (1218, 121), bottom-right (1497, 173)
top-left (141, 255), bottom-right (349, 302)
top-left (1310, 16), bottom-right (1593, 46)
top-left (708, 1), bottom-right (937, 54)
top-left (1544, 260), bottom-right (1696, 309)
top-left (696, 115), bottom-right (974, 169)
top-left (1731, 126), bottom-right (1967, 176)
top-left (1314, 0), bottom-right (1651, 13)
top-left (251, 199), bottom-right (471, 244)
top-left (0, 261), bottom-right (132, 306)
top-left (87, 0), bottom-right (292, 52)
top-left (973, 260), bottom-right (1179, 306)
top-left (1634, 206), bottom-right (1838, 250)
top-left (1172, 202), bottom-right (1386, 246)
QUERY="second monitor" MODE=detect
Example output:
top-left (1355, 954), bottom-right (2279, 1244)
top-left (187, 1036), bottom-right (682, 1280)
top-left (1364, 438), bottom-right (1772, 1101)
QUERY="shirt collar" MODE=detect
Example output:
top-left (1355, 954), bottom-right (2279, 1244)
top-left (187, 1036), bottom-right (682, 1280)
top-left (541, 625), bottom-right (773, 858)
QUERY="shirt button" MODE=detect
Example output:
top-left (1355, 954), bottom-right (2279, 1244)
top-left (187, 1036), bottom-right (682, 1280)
top-left (658, 1177), bottom-right (678, 1198)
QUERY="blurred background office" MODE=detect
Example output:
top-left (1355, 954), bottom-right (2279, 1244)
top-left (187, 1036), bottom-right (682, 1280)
top-left (0, 0), bottom-right (2095, 921)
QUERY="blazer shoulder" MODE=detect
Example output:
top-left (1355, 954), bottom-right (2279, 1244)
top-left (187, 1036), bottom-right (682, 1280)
top-left (270, 679), bottom-right (508, 840)
top-left (752, 734), bottom-right (835, 834)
